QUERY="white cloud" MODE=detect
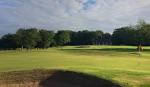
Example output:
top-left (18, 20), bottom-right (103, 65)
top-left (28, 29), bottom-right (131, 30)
top-left (0, 0), bottom-right (150, 35)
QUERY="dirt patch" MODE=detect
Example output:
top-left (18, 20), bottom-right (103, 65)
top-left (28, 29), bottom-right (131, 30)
top-left (0, 69), bottom-right (121, 87)
top-left (0, 82), bottom-right (39, 87)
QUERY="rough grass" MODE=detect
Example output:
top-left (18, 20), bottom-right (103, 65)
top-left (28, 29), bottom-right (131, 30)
top-left (0, 69), bottom-right (121, 87)
top-left (0, 45), bottom-right (150, 87)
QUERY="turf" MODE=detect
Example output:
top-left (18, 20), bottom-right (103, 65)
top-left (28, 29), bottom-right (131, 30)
top-left (0, 45), bottom-right (150, 87)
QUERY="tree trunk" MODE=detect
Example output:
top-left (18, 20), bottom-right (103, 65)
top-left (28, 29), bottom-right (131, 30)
top-left (21, 45), bottom-right (24, 51)
top-left (137, 44), bottom-right (142, 56)
top-left (137, 44), bottom-right (142, 52)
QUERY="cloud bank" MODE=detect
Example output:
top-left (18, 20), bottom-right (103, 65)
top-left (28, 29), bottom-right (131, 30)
top-left (0, 0), bottom-right (150, 35)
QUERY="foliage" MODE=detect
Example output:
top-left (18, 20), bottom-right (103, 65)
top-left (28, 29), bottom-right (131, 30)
top-left (37, 30), bottom-right (54, 48)
top-left (1, 20), bottom-right (150, 49)
top-left (54, 30), bottom-right (71, 46)
top-left (0, 34), bottom-right (18, 49)
top-left (16, 28), bottom-right (40, 49)
top-left (112, 20), bottom-right (150, 46)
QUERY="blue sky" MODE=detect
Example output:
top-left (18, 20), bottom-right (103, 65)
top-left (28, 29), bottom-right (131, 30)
top-left (0, 0), bottom-right (150, 36)
top-left (82, 0), bottom-right (96, 10)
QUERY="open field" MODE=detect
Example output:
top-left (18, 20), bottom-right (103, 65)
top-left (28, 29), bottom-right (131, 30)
top-left (0, 46), bottom-right (150, 87)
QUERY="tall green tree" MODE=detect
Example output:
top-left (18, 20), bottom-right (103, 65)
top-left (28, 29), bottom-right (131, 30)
top-left (54, 30), bottom-right (71, 46)
top-left (112, 26), bottom-right (136, 45)
top-left (74, 30), bottom-right (95, 45)
top-left (91, 31), bottom-right (103, 45)
top-left (102, 33), bottom-right (112, 45)
top-left (0, 34), bottom-right (18, 49)
top-left (16, 28), bottom-right (40, 49)
top-left (135, 20), bottom-right (150, 52)
top-left (37, 30), bottom-right (54, 48)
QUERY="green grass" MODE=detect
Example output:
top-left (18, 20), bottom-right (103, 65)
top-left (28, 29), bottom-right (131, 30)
top-left (0, 45), bottom-right (150, 87)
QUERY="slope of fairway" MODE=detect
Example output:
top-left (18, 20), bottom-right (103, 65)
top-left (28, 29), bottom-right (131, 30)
top-left (0, 46), bottom-right (150, 87)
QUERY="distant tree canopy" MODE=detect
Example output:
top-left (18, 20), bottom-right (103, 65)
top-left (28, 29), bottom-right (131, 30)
top-left (54, 30), bottom-right (71, 46)
top-left (37, 30), bottom-right (54, 48)
top-left (112, 26), bottom-right (136, 45)
top-left (1, 20), bottom-right (150, 50)
top-left (0, 34), bottom-right (17, 49)
top-left (0, 29), bottom-right (111, 50)
top-left (16, 28), bottom-right (40, 49)
top-left (70, 30), bottom-right (107, 45)
top-left (112, 20), bottom-right (150, 46)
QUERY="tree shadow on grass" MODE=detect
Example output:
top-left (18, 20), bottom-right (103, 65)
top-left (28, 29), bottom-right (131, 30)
top-left (39, 70), bottom-right (121, 87)
top-left (61, 49), bottom-right (136, 56)
top-left (62, 48), bottom-right (138, 52)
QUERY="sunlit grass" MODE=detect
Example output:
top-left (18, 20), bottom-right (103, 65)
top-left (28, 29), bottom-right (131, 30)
top-left (0, 45), bottom-right (150, 87)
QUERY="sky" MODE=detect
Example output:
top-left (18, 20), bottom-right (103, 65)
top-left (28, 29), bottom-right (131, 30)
top-left (0, 0), bottom-right (150, 36)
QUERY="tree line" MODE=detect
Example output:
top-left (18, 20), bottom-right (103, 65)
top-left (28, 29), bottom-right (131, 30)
top-left (0, 29), bottom-right (111, 50)
top-left (0, 20), bottom-right (150, 50)
top-left (112, 20), bottom-right (150, 47)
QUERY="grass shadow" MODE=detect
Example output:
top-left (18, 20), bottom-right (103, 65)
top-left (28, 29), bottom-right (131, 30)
top-left (95, 48), bottom-right (136, 52)
top-left (39, 70), bottom-right (121, 87)
top-left (62, 48), bottom-right (137, 52)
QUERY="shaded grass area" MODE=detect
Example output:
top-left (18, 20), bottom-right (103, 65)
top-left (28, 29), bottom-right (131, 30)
top-left (0, 69), bottom-right (121, 87)
top-left (61, 46), bottom-right (150, 58)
